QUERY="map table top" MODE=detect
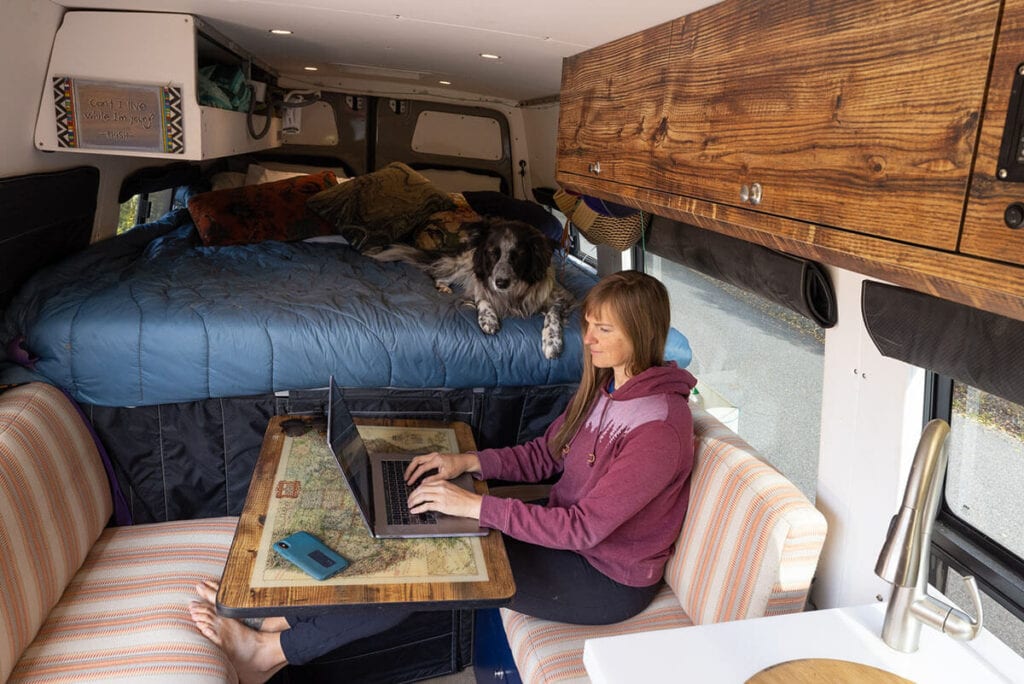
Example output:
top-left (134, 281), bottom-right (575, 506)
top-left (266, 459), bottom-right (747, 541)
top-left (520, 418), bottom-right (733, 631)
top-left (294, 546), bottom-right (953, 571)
top-left (217, 414), bottom-right (515, 617)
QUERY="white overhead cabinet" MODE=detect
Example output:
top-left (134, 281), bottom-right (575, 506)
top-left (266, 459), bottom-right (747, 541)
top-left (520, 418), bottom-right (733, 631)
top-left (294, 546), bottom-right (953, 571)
top-left (35, 11), bottom-right (281, 160)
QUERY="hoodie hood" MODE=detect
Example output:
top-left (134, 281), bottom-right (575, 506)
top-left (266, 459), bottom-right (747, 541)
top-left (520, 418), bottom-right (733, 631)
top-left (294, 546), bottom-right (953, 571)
top-left (612, 361), bottom-right (697, 402)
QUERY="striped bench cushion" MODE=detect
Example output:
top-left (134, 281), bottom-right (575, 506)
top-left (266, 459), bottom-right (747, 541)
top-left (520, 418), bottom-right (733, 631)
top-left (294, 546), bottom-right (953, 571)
top-left (498, 408), bottom-right (827, 683)
top-left (0, 383), bottom-right (114, 680)
top-left (9, 516), bottom-right (239, 683)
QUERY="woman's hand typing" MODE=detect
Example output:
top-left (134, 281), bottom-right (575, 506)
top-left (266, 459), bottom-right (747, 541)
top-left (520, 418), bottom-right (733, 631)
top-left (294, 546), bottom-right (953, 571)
top-left (404, 451), bottom-right (481, 485)
top-left (404, 452), bottom-right (483, 520)
top-left (407, 480), bottom-right (483, 520)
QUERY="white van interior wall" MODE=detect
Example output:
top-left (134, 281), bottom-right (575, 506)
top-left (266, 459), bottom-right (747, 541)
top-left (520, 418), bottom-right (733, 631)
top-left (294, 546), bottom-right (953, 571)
top-left (2, 1), bottom-right (62, 176)
top-left (0, 2), bottom-right (175, 243)
top-left (813, 267), bottom-right (927, 610)
top-left (521, 103), bottom-right (560, 194)
top-left (278, 74), bottom-right (534, 195)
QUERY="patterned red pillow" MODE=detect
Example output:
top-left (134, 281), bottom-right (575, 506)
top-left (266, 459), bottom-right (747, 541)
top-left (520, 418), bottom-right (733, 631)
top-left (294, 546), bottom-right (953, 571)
top-left (188, 171), bottom-right (338, 246)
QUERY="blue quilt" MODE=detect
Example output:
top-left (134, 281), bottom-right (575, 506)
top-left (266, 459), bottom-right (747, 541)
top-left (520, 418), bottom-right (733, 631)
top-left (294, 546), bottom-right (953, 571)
top-left (0, 209), bottom-right (596, 407)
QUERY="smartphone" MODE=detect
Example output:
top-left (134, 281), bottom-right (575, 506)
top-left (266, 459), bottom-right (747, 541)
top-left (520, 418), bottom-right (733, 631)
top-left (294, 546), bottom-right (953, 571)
top-left (273, 531), bottom-right (350, 580)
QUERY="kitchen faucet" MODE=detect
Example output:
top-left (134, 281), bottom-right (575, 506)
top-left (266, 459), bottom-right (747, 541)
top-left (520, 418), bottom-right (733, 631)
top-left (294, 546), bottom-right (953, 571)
top-left (874, 419), bottom-right (983, 652)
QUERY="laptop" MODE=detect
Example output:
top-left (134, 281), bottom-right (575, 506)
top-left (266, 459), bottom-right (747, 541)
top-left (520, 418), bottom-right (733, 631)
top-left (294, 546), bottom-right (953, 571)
top-left (326, 376), bottom-right (487, 539)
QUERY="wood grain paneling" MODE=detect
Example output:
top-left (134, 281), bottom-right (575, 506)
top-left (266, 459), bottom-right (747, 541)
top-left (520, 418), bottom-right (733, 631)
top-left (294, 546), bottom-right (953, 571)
top-left (555, 0), bottom-right (1024, 322)
top-left (962, 1), bottom-right (1024, 266)
top-left (557, 20), bottom-right (675, 186)
top-left (654, 0), bottom-right (998, 248)
top-left (560, 172), bottom-right (1024, 322)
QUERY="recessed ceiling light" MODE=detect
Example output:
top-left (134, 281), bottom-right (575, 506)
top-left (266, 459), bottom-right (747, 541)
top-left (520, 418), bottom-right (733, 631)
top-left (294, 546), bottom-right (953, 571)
top-left (303, 66), bottom-right (319, 71)
top-left (269, 29), bottom-right (292, 35)
top-left (479, 53), bottom-right (501, 60)
top-left (438, 80), bottom-right (452, 85)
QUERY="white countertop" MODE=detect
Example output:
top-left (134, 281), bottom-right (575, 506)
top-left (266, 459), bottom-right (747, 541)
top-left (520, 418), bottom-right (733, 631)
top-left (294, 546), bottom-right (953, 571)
top-left (583, 602), bottom-right (1024, 683)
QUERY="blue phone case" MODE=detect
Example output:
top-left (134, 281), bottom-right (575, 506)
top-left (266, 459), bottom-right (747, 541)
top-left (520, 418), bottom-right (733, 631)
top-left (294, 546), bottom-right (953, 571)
top-left (273, 531), bottom-right (350, 580)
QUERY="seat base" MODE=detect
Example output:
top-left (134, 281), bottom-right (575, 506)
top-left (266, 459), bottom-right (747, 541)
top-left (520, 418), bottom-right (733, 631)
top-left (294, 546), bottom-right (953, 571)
top-left (11, 517), bottom-right (238, 683)
top-left (499, 585), bottom-right (691, 684)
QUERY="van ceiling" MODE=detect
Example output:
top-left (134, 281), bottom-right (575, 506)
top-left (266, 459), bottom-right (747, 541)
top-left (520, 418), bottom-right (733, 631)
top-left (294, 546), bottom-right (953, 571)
top-left (53, 0), bottom-right (718, 103)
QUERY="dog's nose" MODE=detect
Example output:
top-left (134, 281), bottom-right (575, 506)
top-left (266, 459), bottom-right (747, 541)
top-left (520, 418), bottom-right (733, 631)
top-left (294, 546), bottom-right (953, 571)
top-left (494, 278), bottom-right (510, 290)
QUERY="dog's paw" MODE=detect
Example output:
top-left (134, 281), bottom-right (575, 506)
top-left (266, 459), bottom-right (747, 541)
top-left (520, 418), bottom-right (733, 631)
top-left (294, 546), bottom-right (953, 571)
top-left (479, 313), bottom-right (500, 335)
top-left (542, 314), bottom-right (564, 359)
top-left (434, 280), bottom-right (453, 294)
top-left (542, 336), bottom-right (563, 359)
top-left (478, 302), bottom-right (500, 335)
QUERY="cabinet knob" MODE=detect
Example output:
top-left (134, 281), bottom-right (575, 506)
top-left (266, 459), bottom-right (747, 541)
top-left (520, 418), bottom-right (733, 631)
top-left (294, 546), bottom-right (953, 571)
top-left (1005, 203), bottom-right (1024, 229)
top-left (749, 182), bottom-right (763, 206)
top-left (740, 183), bottom-right (763, 206)
top-left (588, 161), bottom-right (602, 175)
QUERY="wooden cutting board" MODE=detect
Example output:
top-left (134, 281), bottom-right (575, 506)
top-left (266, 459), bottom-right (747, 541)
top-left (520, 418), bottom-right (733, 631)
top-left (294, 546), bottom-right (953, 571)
top-left (746, 658), bottom-right (914, 683)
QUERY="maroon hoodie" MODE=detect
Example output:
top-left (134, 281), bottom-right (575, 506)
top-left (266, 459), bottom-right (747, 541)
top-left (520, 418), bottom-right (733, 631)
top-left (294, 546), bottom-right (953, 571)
top-left (476, 363), bottom-right (697, 587)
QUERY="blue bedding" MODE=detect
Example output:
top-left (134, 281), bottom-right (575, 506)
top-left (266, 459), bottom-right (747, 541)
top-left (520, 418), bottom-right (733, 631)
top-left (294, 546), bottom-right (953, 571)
top-left (0, 209), bottom-right (596, 407)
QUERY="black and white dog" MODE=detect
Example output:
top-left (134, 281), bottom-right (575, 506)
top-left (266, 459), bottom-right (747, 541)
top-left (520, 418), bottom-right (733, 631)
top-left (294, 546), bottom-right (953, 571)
top-left (372, 218), bottom-right (574, 359)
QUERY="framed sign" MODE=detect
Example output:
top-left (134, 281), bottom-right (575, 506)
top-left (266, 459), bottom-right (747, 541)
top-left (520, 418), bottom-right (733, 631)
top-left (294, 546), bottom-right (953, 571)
top-left (52, 77), bottom-right (184, 154)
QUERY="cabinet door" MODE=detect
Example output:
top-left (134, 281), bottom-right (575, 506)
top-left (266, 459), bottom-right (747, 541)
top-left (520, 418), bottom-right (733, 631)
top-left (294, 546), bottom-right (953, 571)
top-left (648, 0), bottom-right (998, 250)
top-left (962, 1), bottom-right (1024, 267)
top-left (557, 21), bottom-right (674, 188)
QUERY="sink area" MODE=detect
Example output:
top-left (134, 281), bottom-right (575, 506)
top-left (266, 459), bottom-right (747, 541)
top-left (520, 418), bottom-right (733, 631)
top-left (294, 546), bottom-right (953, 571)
top-left (582, 602), bottom-right (1024, 683)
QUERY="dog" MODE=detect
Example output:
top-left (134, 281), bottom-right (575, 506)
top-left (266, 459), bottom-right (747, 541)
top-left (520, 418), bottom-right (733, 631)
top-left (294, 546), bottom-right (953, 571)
top-left (371, 217), bottom-right (574, 359)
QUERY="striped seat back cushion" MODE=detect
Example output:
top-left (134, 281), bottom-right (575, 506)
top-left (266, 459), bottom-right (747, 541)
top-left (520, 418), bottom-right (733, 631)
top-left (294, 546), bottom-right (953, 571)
top-left (665, 408), bottom-right (827, 624)
top-left (0, 383), bottom-right (113, 682)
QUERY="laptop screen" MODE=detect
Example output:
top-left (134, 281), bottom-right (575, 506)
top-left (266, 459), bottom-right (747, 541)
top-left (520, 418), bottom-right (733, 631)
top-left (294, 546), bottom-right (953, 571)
top-left (326, 376), bottom-right (375, 532)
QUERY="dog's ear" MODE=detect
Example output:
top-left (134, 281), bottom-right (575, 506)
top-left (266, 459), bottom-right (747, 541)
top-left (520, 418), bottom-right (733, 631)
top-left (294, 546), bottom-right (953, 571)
top-left (517, 222), bottom-right (554, 283)
top-left (463, 219), bottom-right (492, 249)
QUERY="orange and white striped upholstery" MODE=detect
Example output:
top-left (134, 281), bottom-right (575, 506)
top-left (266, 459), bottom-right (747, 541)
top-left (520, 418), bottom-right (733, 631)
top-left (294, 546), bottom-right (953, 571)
top-left (499, 408), bottom-right (828, 684)
top-left (0, 383), bottom-right (238, 683)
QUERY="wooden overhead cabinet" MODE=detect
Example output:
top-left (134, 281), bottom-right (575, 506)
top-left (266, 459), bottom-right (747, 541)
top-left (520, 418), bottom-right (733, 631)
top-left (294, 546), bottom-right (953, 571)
top-left (557, 0), bottom-right (1024, 322)
top-left (558, 20), bottom-right (674, 188)
top-left (963, 1), bottom-right (1024, 267)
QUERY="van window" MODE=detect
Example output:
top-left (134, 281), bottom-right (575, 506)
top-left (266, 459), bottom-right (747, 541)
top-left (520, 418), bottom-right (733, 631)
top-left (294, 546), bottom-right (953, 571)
top-left (946, 383), bottom-right (1024, 557)
top-left (645, 252), bottom-right (825, 499)
top-left (117, 189), bottom-right (173, 234)
top-left (551, 205), bottom-right (598, 268)
top-left (411, 111), bottom-right (503, 160)
top-left (935, 379), bottom-right (1024, 655)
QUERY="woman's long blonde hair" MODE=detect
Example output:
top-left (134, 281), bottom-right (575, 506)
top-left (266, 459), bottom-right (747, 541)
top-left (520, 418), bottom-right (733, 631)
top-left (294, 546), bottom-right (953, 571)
top-left (549, 271), bottom-right (671, 456)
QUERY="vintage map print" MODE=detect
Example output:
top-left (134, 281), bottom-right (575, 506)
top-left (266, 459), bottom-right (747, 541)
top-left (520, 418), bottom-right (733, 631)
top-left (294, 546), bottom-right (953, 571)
top-left (251, 426), bottom-right (487, 587)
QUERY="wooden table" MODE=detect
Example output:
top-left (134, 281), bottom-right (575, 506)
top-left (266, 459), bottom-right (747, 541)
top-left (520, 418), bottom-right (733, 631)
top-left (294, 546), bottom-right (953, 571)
top-left (217, 414), bottom-right (515, 617)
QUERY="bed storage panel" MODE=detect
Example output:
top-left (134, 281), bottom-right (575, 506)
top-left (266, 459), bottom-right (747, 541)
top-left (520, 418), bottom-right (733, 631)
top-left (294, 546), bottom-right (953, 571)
top-left (81, 384), bottom-right (576, 524)
top-left (0, 163), bottom-right (594, 524)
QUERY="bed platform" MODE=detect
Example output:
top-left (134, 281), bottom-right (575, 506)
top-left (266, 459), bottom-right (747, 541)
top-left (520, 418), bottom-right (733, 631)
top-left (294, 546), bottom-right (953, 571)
top-left (1, 207), bottom-right (593, 407)
top-left (0, 166), bottom-right (596, 522)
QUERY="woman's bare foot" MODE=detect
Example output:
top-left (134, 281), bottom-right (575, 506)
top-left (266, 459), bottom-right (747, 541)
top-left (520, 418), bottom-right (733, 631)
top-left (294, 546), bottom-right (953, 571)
top-left (190, 581), bottom-right (289, 684)
top-left (195, 581), bottom-right (290, 632)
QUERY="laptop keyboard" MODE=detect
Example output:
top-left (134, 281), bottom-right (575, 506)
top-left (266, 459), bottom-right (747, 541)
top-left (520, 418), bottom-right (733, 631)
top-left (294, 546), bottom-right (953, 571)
top-left (382, 460), bottom-right (438, 526)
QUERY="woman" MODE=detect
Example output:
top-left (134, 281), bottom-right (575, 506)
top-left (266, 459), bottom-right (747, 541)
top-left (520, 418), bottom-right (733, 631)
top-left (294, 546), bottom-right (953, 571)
top-left (189, 270), bottom-right (697, 683)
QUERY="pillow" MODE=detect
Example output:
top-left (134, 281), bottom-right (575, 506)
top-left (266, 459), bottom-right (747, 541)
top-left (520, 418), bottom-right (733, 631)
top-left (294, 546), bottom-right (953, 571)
top-left (245, 161), bottom-right (351, 186)
top-left (244, 165), bottom-right (306, 186)
top-left (463, 190), bottom-right (564, 243)
top-left (307, 162), bottom-right (455, 251)
top-left (260, 159), bottom-right (350, 180)
top-left (210, 171), bottom-right (247, 191)
top-left (187, 170), bottom-right (338, 246)
top-left (416, 168), bottom-right (502, 193)
top-left (412, 193), bottom-right (483, 252)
